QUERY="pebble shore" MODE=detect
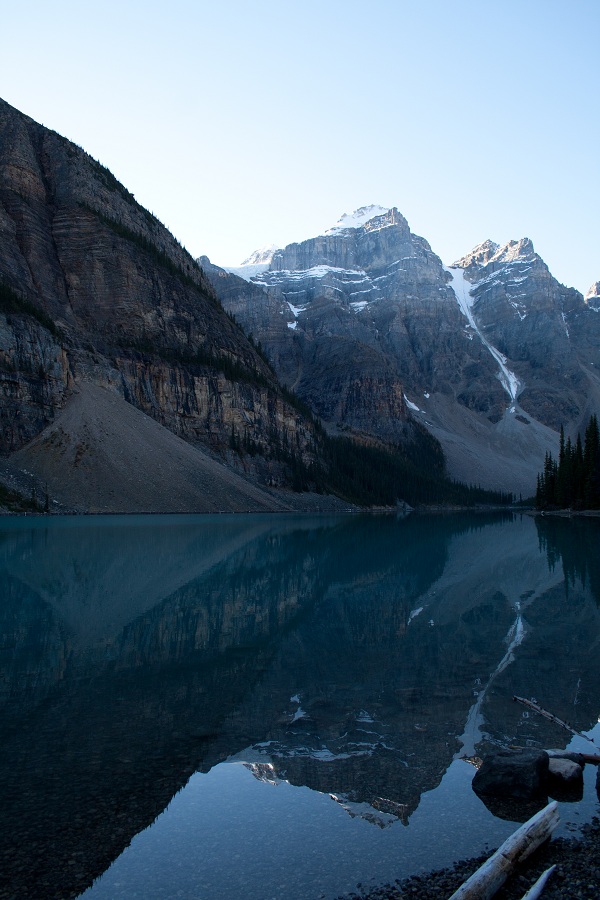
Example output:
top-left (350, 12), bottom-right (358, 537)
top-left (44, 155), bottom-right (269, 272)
top-left (342, 818), bottom-right (600, 900)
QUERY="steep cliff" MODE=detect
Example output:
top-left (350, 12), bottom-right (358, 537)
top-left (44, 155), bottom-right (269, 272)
top-left (210, 207), bottom-right (502, 440)
top-left (453, 238), bottom-right (600, 430)
top-left (0, 97), bottom-right (320, 507)
top-left (206, 207), bottom-right (599, 494)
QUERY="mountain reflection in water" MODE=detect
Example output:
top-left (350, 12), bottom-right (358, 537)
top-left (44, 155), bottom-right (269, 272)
top-left (0, 512), bottom-right (599, 900)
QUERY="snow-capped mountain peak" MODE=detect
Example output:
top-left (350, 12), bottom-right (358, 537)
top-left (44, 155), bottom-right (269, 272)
top-left (221, 244), bottom-right (280, 282)
top-left (324, 205), bottom-right (391, 236)
top-left (452, 240), bottom-right (499, 269)
top-left (585, 281), bottom-right (600, 311)
top-left (240, 244), bottom-right (280, 267)
top-left (491, 237), bottom-right (536, 265)
top-left (453, 238), bottom-right (537, 271)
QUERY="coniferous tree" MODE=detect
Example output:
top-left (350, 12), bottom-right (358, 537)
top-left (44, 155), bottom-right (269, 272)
top-left (556, 426), bottom-right (566, 507)
top-left (583, 414), bottom-right (600, 509)
top-left (536, 416), bottom-right (600, 510)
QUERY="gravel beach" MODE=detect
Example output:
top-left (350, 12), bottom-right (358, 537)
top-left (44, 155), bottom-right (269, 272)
top-left (342, 818), bottom-right (600, 900)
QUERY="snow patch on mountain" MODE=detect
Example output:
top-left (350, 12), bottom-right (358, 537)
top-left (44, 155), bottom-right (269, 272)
top-left (223, 244), bottom-right (280, 281)
top-left (254, 265), bottom-right (370, 286)
top-left (404, 394), bottom-right (421, 413)
top-left (324, 205), bottom-right (390, 236)
top-left (241, 244), bottom-right (280, 266)
top-left (446, 267), bottom-right (520, 402)
top-left (225, 263), bottom-right (270, 281)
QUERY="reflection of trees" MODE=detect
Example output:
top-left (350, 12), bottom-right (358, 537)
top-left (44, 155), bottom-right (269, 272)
top-left (535, 516), bottom-right (600, 605)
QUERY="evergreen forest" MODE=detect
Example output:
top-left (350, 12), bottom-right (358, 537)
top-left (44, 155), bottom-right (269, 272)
top-left (536, 415), bottom-right (600, 509)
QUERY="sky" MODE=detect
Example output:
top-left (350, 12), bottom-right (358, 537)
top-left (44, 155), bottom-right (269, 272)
top-left (1, 0), bottom-right (598, 293)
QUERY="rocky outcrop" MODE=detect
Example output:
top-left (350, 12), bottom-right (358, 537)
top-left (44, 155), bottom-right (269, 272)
top-left (0, 312), bottom-right (70, 450)
top-left (0, 97), bottom-right (320, 500)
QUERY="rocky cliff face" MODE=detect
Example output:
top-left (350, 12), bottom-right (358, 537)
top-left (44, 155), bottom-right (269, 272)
top-left (205, 207), bottom-right (505, 443)
top-left (453, 238), bottom-right (600, 430)
top-left (0, 97), bottom-right (318, 497)
top-left (205, 207), bottom-right (600, 494)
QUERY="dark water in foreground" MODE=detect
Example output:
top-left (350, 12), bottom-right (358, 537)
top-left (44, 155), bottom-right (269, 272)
top-left (0, 512), bottom-right (599, 899)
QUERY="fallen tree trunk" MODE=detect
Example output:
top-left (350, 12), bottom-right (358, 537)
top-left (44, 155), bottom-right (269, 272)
top-left (513, 695), bottom-right (596, 745)
top-left (448, 801), bottom-right (559, 900)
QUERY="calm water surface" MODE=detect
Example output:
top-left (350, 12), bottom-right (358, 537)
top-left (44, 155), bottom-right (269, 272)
top-left (1, 512), bottom-right (599, 899)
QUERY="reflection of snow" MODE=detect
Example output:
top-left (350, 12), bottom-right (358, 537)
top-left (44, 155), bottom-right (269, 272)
top-left (329, 793), bottom-right (408, 828)
top-left (456, 603), bottom-right (526, 758)
top-left (408, 606), bottom-right (423, 625)
top-left (243, 762), bottom-right (281, 785)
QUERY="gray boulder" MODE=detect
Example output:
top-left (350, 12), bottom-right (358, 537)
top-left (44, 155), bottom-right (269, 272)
top-left (472, 749), bottom-right (549, 800)
top-left (548, 758), bottom-right (584, 783)
top-left (547, 758), bottom-right (584, 801)
top-left (546, 749), bottom-right (587, 767)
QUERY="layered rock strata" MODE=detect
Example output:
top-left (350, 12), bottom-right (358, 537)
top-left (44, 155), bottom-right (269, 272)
top-left (0, 97), bottom-right (320, 503)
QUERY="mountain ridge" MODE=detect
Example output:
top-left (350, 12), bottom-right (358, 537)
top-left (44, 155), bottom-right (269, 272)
top-left (0, 96), bottom-right (329, 511)
top-left (2, 100), bottom-right (486, 512)
top-left (204, 206), bottom-right (600, 495)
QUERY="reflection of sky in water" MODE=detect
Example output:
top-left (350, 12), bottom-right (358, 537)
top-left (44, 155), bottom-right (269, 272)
top-left (80, 762), bottom-right (503, 900)
top-left (1, 512), bottom-right (600, 900)
top-left (82, 724), bottom-right (600, 900)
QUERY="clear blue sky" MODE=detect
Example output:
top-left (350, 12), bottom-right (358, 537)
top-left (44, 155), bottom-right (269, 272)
top-left (2, 0), bottom-right (598, 292)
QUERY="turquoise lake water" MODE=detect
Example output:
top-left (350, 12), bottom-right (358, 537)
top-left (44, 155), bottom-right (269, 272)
top-left (0, 511), bottom-right (599, 899)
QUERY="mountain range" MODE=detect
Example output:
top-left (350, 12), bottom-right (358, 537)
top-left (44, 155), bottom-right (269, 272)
top-left (202, 205), bottom-right (600, 495)
top-left (0, 96), bottom-right (597, 509)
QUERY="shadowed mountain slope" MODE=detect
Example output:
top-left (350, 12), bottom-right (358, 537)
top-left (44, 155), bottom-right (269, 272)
top-left (0, 97), bottom-right (326, 508)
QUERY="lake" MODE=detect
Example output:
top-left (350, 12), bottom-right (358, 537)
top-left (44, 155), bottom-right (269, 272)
top-left (1, 511), bottom-right (599, 899)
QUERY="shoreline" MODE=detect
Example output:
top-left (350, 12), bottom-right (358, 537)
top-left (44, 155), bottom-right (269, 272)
top-left (343, 817), bottom-right (600, 899)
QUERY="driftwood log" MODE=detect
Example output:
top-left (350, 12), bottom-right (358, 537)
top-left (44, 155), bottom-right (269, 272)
top-left (448, 801), bottom-right (559, 900)
top-left (519, 865), bottom-right (556, 900)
